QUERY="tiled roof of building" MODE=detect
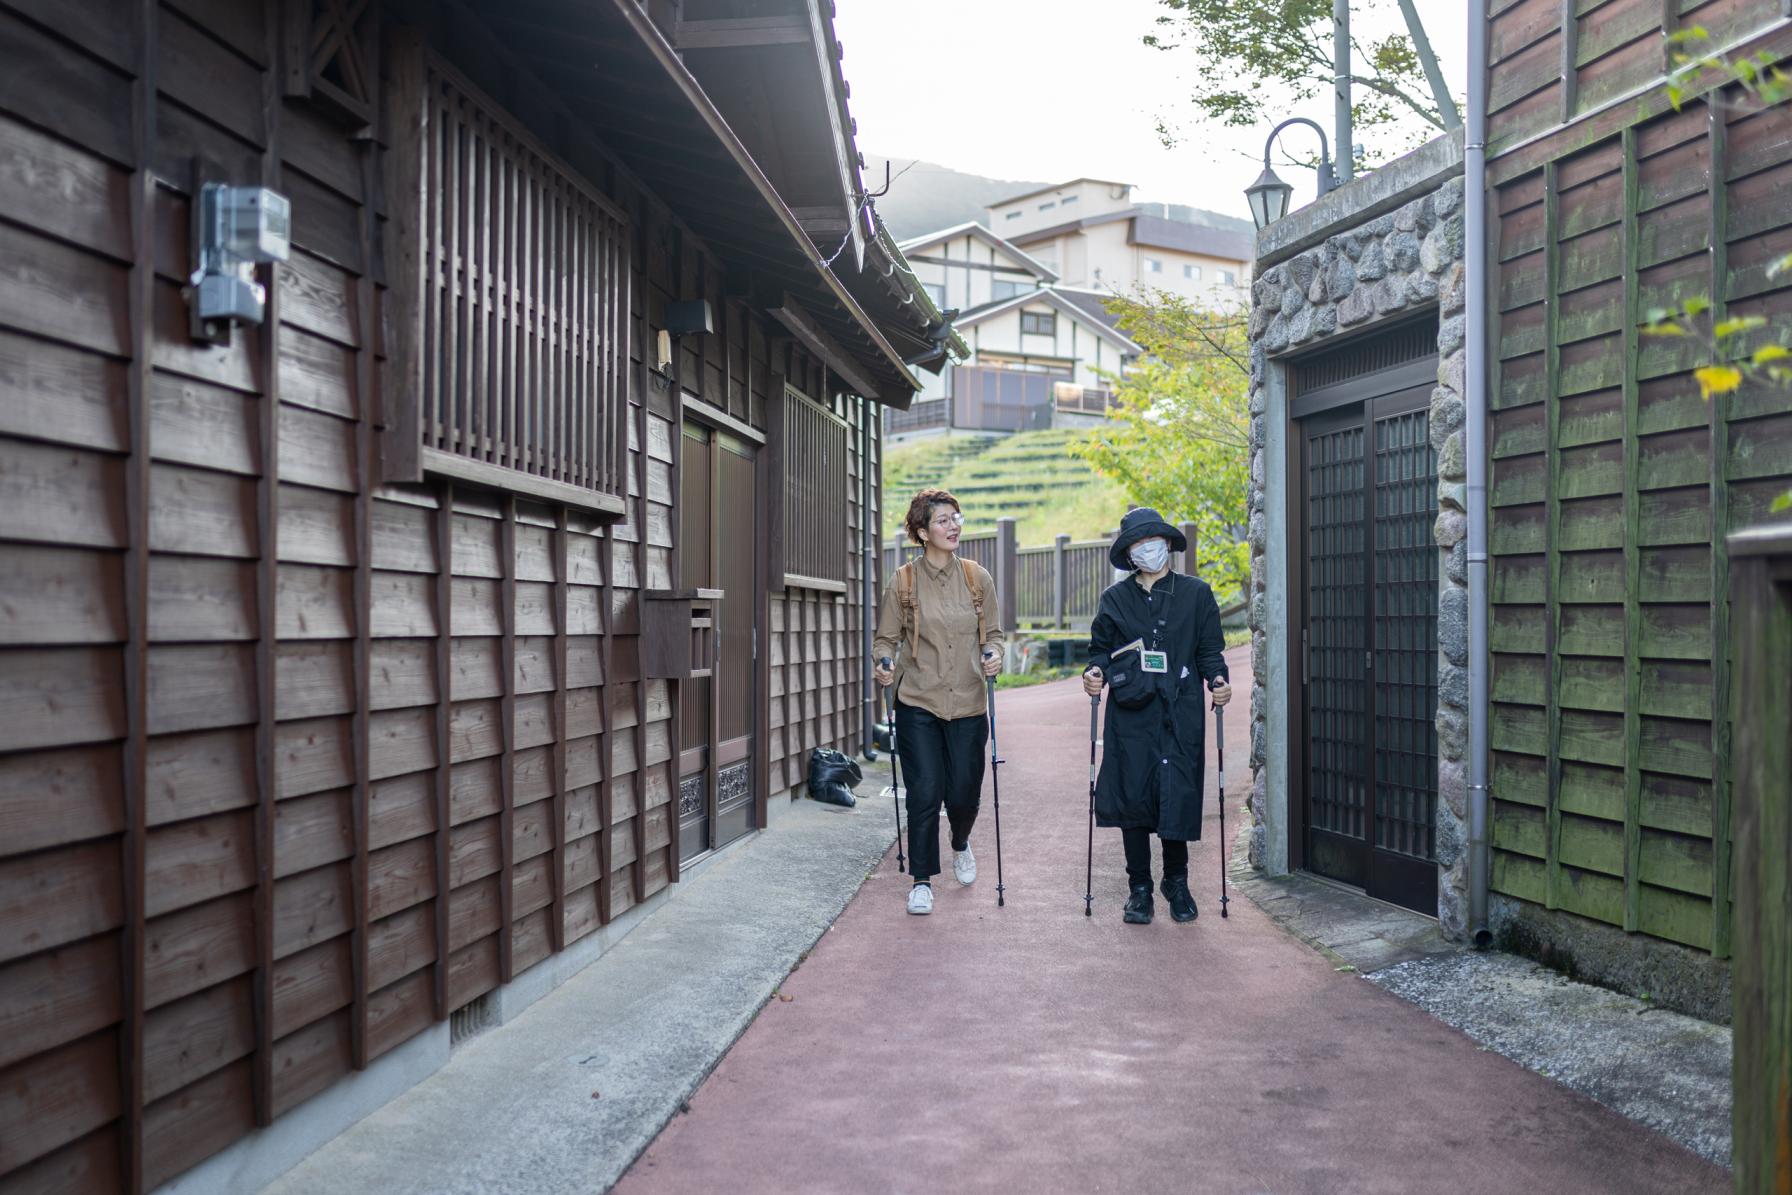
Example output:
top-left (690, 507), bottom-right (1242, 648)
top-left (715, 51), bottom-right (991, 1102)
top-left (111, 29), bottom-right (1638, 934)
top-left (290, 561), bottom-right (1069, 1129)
top-left (1050, 287), bottom-right (1127, 334)
top-left (1127, 214), bottom-right (1255, 262)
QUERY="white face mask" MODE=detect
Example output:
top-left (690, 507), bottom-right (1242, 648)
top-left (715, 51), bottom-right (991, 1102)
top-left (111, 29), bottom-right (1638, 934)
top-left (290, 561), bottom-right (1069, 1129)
top-left (1129, 537), bottom-right (1170, 573)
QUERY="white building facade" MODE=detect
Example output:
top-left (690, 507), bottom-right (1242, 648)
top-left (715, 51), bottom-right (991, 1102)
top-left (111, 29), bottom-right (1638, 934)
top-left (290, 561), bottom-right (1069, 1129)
top-left (987, 178), bottom-right (1254, 305)
top-left (895, 222), bottom-right (1140, 432)
top-left (888, 179), bottom-right (1254, 437)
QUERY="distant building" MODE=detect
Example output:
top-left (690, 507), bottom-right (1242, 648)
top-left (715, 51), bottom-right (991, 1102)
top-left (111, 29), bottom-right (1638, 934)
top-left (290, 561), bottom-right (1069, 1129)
top-left (987, 178), bottom-right (1255, 304)
top-left (894, 223), bottom-right (1140, 436)
top-left (887, 180), bottom-right (1253, 439)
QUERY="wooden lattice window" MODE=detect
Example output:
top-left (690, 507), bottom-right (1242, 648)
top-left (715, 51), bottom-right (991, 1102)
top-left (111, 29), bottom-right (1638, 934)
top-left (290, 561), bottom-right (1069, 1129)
top-left (777, 386), bottom-right (849, 589)
top-left (389, 51), bottom-right (631, 511)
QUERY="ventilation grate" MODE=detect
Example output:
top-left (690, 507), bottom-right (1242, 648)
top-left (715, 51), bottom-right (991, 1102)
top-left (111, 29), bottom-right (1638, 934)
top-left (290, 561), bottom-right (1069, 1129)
top-left (450, 991), bottom-right (499, 1046)
top-left (1293, 315), bottom-right (1438, 396)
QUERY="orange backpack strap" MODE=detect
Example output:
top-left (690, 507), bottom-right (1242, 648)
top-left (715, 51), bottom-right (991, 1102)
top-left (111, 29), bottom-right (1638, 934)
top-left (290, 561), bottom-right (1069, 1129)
top-left (959, 558), bottom-right (986, 649)
top-left (895, 562), bottom-right (918, 659)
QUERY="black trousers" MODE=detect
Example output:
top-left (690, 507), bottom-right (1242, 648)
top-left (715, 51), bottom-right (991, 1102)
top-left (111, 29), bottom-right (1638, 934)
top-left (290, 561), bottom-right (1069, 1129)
top-left (895, 700), bottom-right (987, 881)
top-left (1122, 828), bottom-right (1188, 888)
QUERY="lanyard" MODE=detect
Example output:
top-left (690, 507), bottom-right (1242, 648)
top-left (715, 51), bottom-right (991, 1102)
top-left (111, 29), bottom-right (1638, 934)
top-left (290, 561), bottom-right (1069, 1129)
top-left (1139, 572), bottom-right (1174, 652)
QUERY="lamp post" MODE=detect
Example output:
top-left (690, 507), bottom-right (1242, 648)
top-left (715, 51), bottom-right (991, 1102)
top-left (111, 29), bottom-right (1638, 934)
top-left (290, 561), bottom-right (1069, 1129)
top-left (1245, 117), bottom-right (1339, 231)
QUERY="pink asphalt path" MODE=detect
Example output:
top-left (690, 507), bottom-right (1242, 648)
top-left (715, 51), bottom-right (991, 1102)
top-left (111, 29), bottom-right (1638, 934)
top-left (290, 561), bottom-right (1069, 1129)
top-left (617, 647), bottom-right (1725, 1195)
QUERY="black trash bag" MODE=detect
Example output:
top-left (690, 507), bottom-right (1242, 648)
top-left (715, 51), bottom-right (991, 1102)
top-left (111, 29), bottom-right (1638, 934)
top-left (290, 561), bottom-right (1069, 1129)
top-left (806, 748), bottom-right (862, 807)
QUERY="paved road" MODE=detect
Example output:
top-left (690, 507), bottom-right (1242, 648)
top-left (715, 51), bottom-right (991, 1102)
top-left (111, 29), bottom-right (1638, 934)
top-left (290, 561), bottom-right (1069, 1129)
top-left (617, 647), bottom-right (1726, 1195)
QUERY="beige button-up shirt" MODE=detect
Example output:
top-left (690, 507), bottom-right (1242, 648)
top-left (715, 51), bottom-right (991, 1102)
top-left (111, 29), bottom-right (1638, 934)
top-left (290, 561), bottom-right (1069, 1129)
top-left (872, 555), bottom-right (1006, 721)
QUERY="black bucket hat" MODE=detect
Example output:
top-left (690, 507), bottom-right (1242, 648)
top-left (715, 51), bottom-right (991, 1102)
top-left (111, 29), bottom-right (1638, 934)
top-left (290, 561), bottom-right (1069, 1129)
top-left (1109, 507), bottom-right (1187, 571)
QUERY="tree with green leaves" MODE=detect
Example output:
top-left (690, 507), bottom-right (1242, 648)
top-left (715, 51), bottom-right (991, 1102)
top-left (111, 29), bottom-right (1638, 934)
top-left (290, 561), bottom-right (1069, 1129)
top-left (1072, 291), bottom-right (1252, 603)
top-left (1144, 0), bottom-right (1455, 159)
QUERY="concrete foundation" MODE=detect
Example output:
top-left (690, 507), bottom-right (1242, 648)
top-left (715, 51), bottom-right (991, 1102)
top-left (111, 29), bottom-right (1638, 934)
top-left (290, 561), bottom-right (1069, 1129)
top-left (1490, 894), bottom-right (1734, 1025)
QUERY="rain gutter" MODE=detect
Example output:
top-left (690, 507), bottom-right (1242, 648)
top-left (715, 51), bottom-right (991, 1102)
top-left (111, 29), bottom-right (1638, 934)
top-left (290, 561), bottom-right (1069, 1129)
top-left (1465, 2), bottom-right (1494, 948)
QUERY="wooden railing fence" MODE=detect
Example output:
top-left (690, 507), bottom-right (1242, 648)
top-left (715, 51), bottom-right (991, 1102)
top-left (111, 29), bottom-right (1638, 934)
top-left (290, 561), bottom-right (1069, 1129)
top-left (885, 530), bottom-right (999, 578)
top-left (1052, 384), bottom-right (1118, 416)
top-left (882, 518), bottom-right (1199, 630)
top-left (885, 398), bottom-right (949, 436)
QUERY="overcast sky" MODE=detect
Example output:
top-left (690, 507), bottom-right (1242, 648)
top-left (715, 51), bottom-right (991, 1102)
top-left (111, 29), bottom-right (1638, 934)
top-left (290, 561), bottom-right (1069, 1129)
top-left (833, 0), bottom-right (1468, 223)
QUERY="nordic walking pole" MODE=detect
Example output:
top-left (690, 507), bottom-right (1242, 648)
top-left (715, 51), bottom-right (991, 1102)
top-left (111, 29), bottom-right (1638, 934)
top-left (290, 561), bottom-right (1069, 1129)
top-left (1085, 691), bottom-right (1098, 917)
top-left (984, 651), bottom-right (1005, 908)
top-left (1214, 693), bottom-right (1229, 919)
top-left (879, 658), bottom-right (905, 873)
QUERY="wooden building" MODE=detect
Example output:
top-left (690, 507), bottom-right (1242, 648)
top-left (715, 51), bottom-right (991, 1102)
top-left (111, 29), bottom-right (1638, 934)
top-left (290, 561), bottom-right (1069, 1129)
top-left (1246, 0), bottom-right (1792, 1019)
top-left (1483, 0), bottom-right (1792, 985)
top-left (0, 1), bottom-right (954, 1190)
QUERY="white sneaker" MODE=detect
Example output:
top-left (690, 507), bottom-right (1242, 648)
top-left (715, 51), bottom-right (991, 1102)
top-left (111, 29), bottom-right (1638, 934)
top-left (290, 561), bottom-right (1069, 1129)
top-left (953, 847), bottom-right (977, 886)
top-left (907, 883), bottom-right (933, 915)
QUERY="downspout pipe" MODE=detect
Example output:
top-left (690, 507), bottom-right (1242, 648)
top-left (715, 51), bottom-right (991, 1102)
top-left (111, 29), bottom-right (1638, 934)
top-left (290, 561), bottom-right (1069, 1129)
top-left (862, 400), bottom-right (879, 760)
top-left (1465, 3), bottom-right (1494, 949)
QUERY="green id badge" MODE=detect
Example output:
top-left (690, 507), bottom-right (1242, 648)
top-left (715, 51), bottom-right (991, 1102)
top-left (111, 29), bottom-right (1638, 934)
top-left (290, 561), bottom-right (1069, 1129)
top-left (1141, 650), bottom-right (1168, 674)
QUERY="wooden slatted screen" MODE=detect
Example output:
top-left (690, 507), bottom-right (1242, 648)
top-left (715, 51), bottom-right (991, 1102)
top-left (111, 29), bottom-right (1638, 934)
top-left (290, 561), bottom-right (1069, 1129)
top-left (420, 57), bottom-right (629, 498)
top-left (781, 386), bottom-right (849, 586)
top-left (1487, 87), bottom-right (1792, 956)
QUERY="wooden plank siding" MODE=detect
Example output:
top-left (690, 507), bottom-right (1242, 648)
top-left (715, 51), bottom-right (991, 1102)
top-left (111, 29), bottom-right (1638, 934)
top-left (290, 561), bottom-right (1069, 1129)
top-left (766, 353), bottom-right (878, 801)
top-left (0, 1), bottom-right (889, 1189)
top-left (1487, 27), bottom-right (1792, 958)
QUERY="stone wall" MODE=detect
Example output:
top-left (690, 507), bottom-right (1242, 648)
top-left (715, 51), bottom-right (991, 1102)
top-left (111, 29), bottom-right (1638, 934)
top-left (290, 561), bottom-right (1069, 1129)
top-left (1245, 174), bottom-right (1471, 938)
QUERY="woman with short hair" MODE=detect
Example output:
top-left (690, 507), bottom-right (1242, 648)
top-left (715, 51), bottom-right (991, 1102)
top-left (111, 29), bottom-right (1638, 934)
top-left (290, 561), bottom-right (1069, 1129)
top-left (872, 488), bottom-right (1005, 915)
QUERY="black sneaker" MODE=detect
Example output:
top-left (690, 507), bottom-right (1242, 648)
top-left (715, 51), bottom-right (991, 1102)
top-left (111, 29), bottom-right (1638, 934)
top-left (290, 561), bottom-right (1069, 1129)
top-left (1123, 884), bottom-right (1154, 924)
top-left (1160, 874), bottom-right (1198, 923)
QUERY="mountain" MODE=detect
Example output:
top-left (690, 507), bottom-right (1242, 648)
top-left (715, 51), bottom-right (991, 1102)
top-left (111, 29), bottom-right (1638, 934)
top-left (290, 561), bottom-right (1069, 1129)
top-left (862, 154), bottom-right (1045, 242)
top-left (863, 153), bottom-right (1254, 244)
top-left (1141, 202), bottom-right (1254, 235)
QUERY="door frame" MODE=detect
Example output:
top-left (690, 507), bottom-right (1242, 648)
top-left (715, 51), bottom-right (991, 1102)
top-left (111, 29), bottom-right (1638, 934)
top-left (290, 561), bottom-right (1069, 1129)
top-left (1281, 316), bottom-right (1437, 879)
top-left (1289, 354), bottom-right (1442, 914)
top-left (677, 400), bottom-right (770, 868)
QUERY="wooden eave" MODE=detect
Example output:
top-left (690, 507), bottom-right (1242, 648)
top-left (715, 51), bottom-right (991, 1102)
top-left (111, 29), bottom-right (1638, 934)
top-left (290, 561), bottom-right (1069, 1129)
top-left (678, 1), bottom-right (865, 267)
top-left (482, 0), bottom-right (919, 406)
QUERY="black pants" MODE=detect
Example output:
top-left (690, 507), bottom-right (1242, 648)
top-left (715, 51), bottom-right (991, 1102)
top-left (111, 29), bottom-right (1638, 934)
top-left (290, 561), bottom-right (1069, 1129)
top-left (895, 700), bottom-right (987, 881)
top-left (1122, 828), bottom-right (1188, 888)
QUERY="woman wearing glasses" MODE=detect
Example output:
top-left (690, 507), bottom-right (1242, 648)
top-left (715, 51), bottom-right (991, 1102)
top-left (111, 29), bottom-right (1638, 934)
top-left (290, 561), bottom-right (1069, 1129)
top-left (872, 488), bottom-right (1005, 915)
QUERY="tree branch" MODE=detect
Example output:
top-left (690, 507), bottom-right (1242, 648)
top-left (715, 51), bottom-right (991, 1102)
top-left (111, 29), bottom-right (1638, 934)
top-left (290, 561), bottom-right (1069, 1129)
top-left (1349, 72), bottom-right (1446, 129)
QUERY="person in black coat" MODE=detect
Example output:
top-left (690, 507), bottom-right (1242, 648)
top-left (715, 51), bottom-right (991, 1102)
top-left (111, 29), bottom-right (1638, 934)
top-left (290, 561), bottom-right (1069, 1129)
top-left (1082, 508), bottom-right (1232, 924)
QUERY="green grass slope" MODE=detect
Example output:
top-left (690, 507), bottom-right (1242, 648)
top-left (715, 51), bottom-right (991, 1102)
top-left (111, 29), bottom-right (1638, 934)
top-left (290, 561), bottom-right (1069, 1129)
top-left (882, 429), bottom-right (1128, 546)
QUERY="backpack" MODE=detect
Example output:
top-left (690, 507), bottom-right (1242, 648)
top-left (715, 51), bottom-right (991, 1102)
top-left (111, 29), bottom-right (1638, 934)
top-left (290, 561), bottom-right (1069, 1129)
top-left (894, 557), bottom-right (985, 663)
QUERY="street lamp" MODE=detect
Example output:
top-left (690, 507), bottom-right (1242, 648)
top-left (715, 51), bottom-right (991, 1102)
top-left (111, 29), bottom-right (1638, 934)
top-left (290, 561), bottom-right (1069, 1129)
top-left (1245, 117), bottom-right (1339, 231)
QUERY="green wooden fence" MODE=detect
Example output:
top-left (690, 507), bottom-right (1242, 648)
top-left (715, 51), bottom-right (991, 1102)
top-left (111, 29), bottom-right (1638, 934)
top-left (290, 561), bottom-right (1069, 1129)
top-left (1729, 523), bottom-right (1791, 1193)
top-left (1487, 90), bottom-right (1792, 955)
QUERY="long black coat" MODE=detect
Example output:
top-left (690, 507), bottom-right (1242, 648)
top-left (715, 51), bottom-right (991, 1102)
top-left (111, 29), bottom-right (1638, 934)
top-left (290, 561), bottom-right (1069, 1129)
top-left (1089, 572), bottom-right (1230, 840)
